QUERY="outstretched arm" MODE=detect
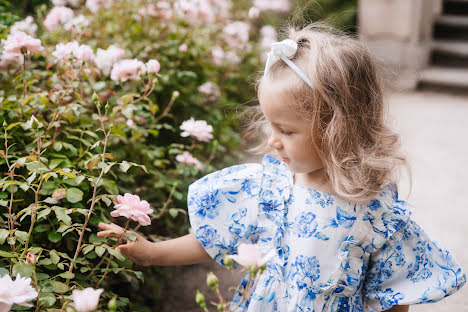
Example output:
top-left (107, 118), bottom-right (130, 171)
top-left (97, 222), bottom-right (212, 266)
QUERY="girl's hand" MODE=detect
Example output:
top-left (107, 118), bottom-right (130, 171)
top-left (97, 222), bottom-right (154, 266)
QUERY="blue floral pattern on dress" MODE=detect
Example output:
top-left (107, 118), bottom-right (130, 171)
top-left (188, 155), bottom-right (466, 311)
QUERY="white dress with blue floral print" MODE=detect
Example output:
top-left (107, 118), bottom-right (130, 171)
top-left (187, 155), bottom-right (466, 311)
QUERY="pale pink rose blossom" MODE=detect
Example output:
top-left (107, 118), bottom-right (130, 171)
top-left (72, 288), bottom-right (104, 312)
top-left (74, 44), bottom-right (94, 62)
top-left (254, 0), bottom-right (290, 12)
top-left (43, 6), bottom-right (74, 31)
top-left (224, 51), bottom-right (241, 65)
top-left (180, 118), bottom-right (213, 142)
top-left (138, 4), bottom-right (158, 17)
top-left (0, 51), bottom-right (24, 70)
top-left (53, 41), bottom-right (79, 62)
top-left (26, 253), bottom-right (35, 265)
top-left (178, 43), bottom-right (188, 52)
top-left (198, 81), bottom-right (220, 102)
top-left (223, 22), bottom-right (250, 50)
top-left (211, 46), bottom-right (224, 66)
top-left (145, 59), bottom-right (160, 74)
top-left (1, 31), bottom-right (43, 54)
top-left (0, 274), bottom-right (38, 311)
top-left (229, 244), bottom-right (265, 267)
top-left (260, 25), bottom-right (278, 62)
top-left (10, 16), bottom-right (37, 35)
top-left (126, 119), bottom-right (134, 127)
top-left (110, 59), bottom-right (146, 82)
top-left (64, 15), bottom-right (89, 32)
top-left (156, 1), bottom-right (173, 20)
top-left (111, 193), bottom-right (153, 226)
top-left (176, 151), bottom-right (202, 170)
top-left (86, 0), bottom-right (112, 13)
top-left (248, 7), bottom-right (260, 19)
top-left (94, 45), bottom-right (125, 75)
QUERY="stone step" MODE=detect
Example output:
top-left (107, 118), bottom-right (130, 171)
top-left (418, 66), bottom-right (468, 93)
top-left (434, 15), bottom-right (468, 40)
top-left (432, 41), bottom-right (468, 67)
top-left (444, 0), bottom-right (468, 15)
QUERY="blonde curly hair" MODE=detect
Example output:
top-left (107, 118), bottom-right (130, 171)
top-left (244, 24), bottom-right (411, 204)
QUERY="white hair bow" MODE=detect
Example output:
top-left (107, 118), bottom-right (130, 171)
top-left (264, 39), bottom-right (313, 89)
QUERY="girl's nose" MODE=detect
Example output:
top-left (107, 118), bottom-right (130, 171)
top-left (267, 134), bottom-right (282, 150)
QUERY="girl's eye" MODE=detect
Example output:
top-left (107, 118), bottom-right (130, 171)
top-left (280, 129), bottom-right (292, 136)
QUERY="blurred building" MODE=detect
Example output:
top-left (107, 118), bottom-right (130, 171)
top-left (359, 0), bottom-right (468, 92)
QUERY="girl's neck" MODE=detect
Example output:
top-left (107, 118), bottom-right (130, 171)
top-left (294, 170), bottom-right (334, 195)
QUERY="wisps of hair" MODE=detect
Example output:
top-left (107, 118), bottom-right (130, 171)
top-left (242, 23), bottom-right (411, 204)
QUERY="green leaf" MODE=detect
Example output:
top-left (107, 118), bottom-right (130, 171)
top-left (62, 142), bottom-right (77, 155)
top-left (82, 244), bottom-right (94, 255)
top-left (119, 161), bottom-right (131, 173)
top-left (53, 142), bottom-right (63, 152)
top-left (52, 281), bottom-right (69, 293)
top-left (58, 271), bottom-right (74, 279)
top-left (168, 208), bottom-right (178, 218)
top-left (89, 233), bottom-right (105, 244)
top-left (37, 208), bottom-right (51, 221)
top-left (103, 179), bottom-right (118, 195)
top-left (14, 230), bottom-right (28, 243)
top-left (66, 188), bottom-right (83, 203)
top-left (0, 250), bottom-right (15, 257)
top-left (48, 231), bottom-right (61, 243)
top-left (0, 267), bottom-right (9, 277)
top-left (107, 247), bottom-right (125, 261)
top-left (75, 175), bottom-right (85, 185)
top-left (101, 196), bottom-right (112, 207)
top-left (122, 233), bottom-right (136, 242)
top-left (12, 262), bottom-right (33, 278)
top-left (49, 159), bottom-right (63, 169)
top-left (0, 229), bottom-right (9, 245)
top-left (39, 292), bottom-right (56, 307)
top-left (95, 246), bottom-right (105, 257)
top-left (55, 208), bottom-right (72, 225)
top-left (50, 250), bottom-right (60, 264)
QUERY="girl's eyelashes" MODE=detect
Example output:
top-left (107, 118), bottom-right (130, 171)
top-left (280, 129), bottom-right (292, 136)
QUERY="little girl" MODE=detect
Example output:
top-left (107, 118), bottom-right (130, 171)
top-left (98, 25), bottom-right (466, 311)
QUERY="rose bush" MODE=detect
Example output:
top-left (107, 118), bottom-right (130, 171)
top-left (0, 0), bottom-right (289, 310)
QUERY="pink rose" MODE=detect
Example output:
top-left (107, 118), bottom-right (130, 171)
top-left (145, 59), bottom-right (160, 74)
top-left (72, 287), bottom-right (103, 312)
top-left (180, 118), bottom-right (213, 142)
top-left (0, 274), bottom-right (38, 311)
top-left (111, 193), bottom-right (153, 226)
top-left (53, 41), bottom-right (78, 62)
top-left (86, 0), bottom-right (111, 13)
top-left (248, 7), bottom-right (260, 19)
top-left (178, 43), bottom-right (188, 52)
top-left (176, 151), bottom-right (202, 170)
top-left (74, 44), bottom-right (94, 62)
top-left (253, 0), bottom-right (290, 12)
top-left (43, 6), bottom-right (74, 31)
top-left (156, 1), bottom-right (173, 20)
top-left (229, 244), bottom-right (265, 267)
top-left (10, 16), bottom-right (37, 35)
top-left (1, 31), bottom-right (43, 54)
top-left (211, 46), bottom-right (224, 66)
top-left (110, 59), bottom-right (146, 82)
top-left (223, 22), bottom-right (250, 50)
top-left (0, 51), bottom-right (24, 70)
top-left (26, 253), bottom-right (35, 265)
top-left (94, 45), bottom-right (125, 75)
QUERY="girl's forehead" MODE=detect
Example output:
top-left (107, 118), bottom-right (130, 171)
top-left (258, 85), bottom-right (306, 125)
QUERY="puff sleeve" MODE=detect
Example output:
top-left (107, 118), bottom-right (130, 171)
top-left (187, 163), bottom-right (263, 266)
top-left (363, 219), bottom-right (466, 311)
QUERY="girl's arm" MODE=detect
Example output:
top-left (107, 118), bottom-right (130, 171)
top-left (97, 222), bottom-right (212, 266)
top-left (385, 306), bottom-right (409, 312)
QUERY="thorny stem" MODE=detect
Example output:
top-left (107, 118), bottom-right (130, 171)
top-left (154, 91), bottom-right (177, 123)
top-left (130, 78), bottom-right (154, 105)
top-left (3, 129), bottom-right (16, 251)
top-left (22, 135), bottom-right (44, 257)
top-left (68, 106), bottom-right (110, 276)
top-left (46, 63), bottom-right (83, 132)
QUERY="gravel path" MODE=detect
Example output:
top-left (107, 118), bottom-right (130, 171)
top-left (157, 91), bottom-right (468, 311)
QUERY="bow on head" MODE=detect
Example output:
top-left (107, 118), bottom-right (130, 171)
top-left (263, 39), bottom-right (313, 89)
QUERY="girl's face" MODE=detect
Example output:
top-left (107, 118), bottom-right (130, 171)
top-left (258, 83), bottom-right (324, 177)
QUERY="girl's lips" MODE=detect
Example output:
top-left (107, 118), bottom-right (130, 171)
top-left (281, 157), bottom-right (289, 162)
